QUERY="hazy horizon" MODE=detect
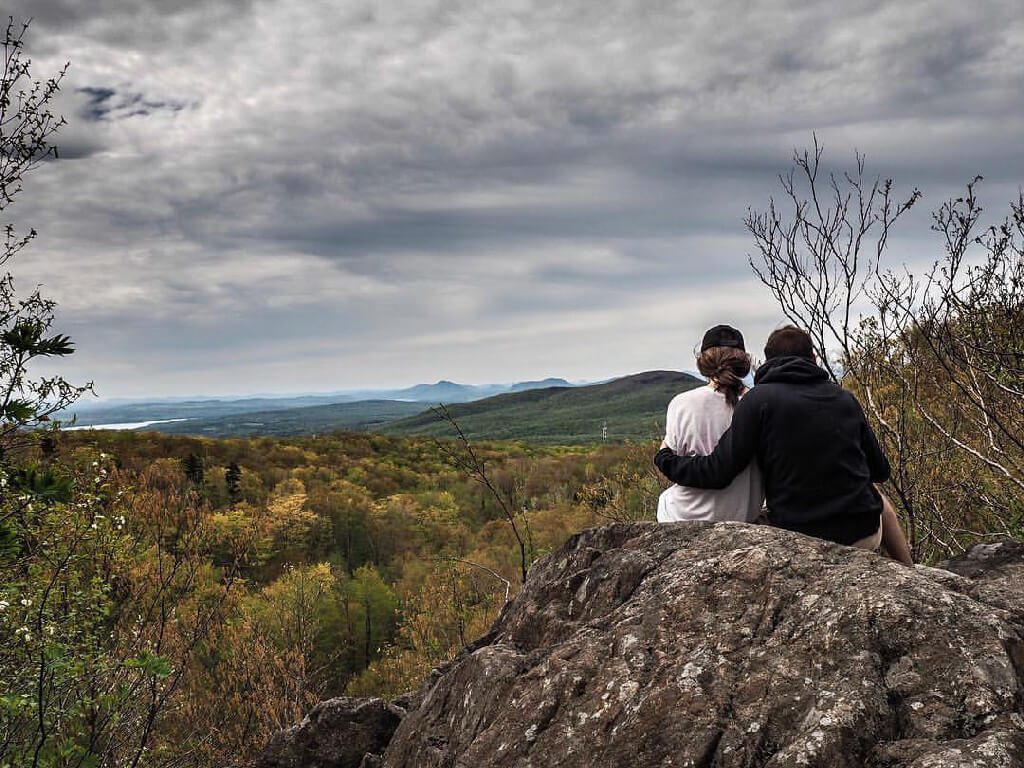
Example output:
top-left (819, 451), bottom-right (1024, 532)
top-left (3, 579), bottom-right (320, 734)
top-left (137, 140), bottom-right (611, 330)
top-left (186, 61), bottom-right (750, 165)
top-left (68, 369), bottom-right (704, 404)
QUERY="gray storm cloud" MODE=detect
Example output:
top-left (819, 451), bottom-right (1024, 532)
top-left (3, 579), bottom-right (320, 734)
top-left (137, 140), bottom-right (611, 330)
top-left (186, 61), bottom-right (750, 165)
top-left (5, 0), bottom-right (1024, 396)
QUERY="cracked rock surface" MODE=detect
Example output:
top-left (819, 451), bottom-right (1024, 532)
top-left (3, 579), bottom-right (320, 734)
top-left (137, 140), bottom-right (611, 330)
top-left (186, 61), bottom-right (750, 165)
top-left (380, 523), bottom-right (1024, 768)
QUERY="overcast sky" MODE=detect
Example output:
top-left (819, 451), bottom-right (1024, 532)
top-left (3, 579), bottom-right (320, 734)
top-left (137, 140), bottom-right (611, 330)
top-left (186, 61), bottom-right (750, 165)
top-left (6, 0), bottom-right (1024, 398)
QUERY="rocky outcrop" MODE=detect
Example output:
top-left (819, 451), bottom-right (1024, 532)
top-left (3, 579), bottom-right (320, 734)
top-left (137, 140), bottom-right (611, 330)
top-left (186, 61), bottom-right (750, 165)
top-left (254, 523), bottom-right (1024, 767)
top-left (937, 538), bottom-right (1024, 618)
top-left (247, 697), bottom-right (406, 768)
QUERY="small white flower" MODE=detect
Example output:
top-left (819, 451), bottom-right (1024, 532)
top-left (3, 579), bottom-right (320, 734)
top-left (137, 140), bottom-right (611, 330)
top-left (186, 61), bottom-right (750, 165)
top-left (45, 626), bottom-right (55, 636)
top-left (92, 461), bottom-right (99, 467)
top-left (0, 600), bottom-right (9, 611)
top-left (20, 598), bottom-right (32, 607)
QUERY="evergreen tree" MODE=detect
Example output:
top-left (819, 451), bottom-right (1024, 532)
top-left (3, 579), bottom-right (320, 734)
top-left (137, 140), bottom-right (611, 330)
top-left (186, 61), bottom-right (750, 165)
top-left (183, 452), bottom-right (204, 486)
top-left (226, 461), bottom-right (242, 503)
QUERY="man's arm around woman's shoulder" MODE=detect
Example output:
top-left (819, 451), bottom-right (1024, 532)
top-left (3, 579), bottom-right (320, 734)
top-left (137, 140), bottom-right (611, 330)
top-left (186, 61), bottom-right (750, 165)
top-left (654, 392), bottom-right (763, 490)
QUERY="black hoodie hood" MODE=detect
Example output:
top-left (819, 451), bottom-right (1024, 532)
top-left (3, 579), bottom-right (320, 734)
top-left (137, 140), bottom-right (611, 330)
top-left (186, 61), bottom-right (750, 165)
top-left (754, 355), bottom-right (830, 386)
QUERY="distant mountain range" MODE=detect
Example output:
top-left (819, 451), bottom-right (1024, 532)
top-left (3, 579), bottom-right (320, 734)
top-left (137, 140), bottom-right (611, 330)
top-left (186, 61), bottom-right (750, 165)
top-left (65, 371), bottom-right (706, 443)
top-left (381, 370), bottom-right (703, 443)
top-left (383, 378), bottom-right (573, 402)
top-left (58, 378), bottom-right (575, 428)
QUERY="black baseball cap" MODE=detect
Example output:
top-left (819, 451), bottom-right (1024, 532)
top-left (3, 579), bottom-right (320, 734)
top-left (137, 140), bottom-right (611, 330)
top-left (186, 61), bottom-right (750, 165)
top-left (701, 324), bottom-right (745, 352)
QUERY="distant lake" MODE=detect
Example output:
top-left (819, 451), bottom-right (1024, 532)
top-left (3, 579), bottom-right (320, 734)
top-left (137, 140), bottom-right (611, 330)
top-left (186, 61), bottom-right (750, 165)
top-left (66, 418), bottom-right (189, 431)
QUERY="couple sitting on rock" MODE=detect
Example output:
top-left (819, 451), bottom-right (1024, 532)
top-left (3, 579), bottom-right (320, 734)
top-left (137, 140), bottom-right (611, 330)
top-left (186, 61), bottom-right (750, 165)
top-left (654, 324), bottom-right (914, 565)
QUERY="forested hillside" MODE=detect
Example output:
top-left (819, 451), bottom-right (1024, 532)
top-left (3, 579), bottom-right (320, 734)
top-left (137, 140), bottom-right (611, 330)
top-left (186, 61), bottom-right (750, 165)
top-left (382, 371), bottom-right (703, 442)
top-left (148, 399), bottom-right (427, 437)
top-left (1, 428), bottom-right (664, 766)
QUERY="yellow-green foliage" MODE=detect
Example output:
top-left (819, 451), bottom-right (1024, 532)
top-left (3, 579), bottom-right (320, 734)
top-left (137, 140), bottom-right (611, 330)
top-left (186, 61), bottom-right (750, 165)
top-left (8, 429), bottom-right (654, 766)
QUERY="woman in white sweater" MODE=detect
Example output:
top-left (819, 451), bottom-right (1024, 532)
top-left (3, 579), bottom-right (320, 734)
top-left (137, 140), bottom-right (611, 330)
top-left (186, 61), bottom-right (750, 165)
top-left (657, 325), bottom-right (764, 523)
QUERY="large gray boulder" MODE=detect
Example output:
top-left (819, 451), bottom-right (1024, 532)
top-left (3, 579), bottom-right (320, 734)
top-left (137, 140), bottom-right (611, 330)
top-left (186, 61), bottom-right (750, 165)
top-left (381, 523), bottom-right (1024, 767)
top-left (937, 538), bottom-right (1024, 618)
top-left (247, 696), bottom-right (405, 768)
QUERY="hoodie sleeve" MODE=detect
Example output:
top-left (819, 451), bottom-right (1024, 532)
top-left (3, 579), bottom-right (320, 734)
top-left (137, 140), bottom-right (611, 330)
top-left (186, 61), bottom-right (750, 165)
top-left (653, 394), bottom-right (760, 489)
top-left (848, 392), bottom-right (890, 482)
top-left (860, 416), bottom-right (891, 483)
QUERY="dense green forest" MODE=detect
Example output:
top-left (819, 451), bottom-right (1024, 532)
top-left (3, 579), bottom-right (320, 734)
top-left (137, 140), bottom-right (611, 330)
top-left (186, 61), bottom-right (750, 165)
top-left (0, 428), bottom-right (664, 766)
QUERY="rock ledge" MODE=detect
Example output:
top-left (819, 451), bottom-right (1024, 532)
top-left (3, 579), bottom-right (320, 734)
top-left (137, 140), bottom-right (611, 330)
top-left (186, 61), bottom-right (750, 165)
top-left (256, 523), bottom-right (1024, 768)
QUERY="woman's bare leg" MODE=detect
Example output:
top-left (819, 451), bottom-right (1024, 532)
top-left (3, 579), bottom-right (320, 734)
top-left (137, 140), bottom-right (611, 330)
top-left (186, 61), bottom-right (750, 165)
top-left (879, 490), bottom-right (913, 565)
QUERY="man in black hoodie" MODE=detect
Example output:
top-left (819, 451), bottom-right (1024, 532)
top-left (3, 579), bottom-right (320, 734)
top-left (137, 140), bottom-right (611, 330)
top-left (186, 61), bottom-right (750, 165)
top-left (654, 325), bottom-right (912, 563)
